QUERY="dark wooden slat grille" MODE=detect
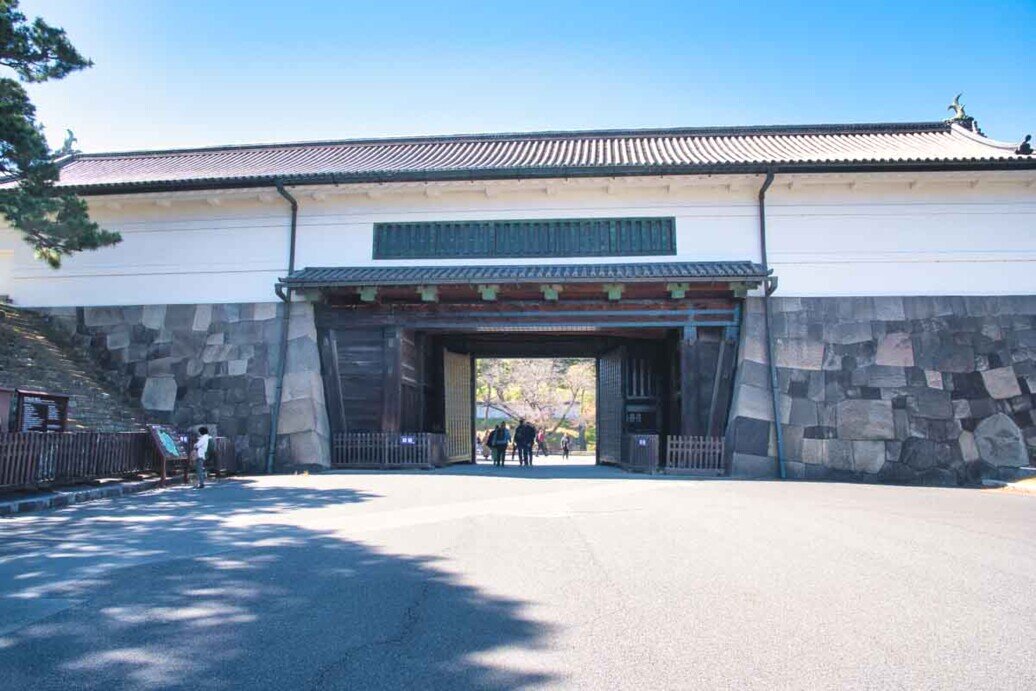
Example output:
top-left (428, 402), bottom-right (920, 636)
top-left (373, 217), bottom-right (676, 260)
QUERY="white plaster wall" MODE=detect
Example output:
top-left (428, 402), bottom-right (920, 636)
top-left (0, 197), bottom-right (288, 306)
top-left (766, 179), bottom-right (1036, 296)
top-left (0, 171), bottom-right (1033, 306)
top-left (0, 248), bottom-right (12, 298)
top-left (292, 185), bottom-right (759, 270)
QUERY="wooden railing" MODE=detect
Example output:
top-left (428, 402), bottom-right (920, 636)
top-left (0, 432), bottom-right (239, 492)
top-left (665, 435), bottom-right (725, 475)
top-left (621, 434), bottom-right (660, 473)
top-left (332, 432), bottom-right (446, 469)
top-left (0, 432), bottom-right (160, 491)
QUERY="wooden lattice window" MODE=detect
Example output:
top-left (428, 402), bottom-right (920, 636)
top-left (372, 217), bottom-right (676, 259)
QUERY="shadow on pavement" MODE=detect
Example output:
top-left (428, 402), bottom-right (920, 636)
top-left (0, 479), bottom-right (553, 690)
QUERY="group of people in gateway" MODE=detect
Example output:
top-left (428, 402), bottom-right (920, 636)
top-left (478, 419), bottom-right (572, 466)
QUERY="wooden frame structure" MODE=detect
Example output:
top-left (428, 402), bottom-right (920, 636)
top-left (288, 261), bottom-right (760, 472)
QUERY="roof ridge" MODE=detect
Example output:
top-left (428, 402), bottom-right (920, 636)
top-left (71, 121), bottom-right (953, 160)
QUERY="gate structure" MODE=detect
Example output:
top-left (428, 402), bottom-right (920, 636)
top-left (285, 261), bottom-right (765, 469)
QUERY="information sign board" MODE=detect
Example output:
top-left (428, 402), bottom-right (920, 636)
top-left (16, 389), bottom-right (69, 432)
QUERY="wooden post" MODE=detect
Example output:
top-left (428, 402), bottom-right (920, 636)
top-left (679, 326), bottom-right (701, 436)
top-left (382, 327), bottom-right (402, 432)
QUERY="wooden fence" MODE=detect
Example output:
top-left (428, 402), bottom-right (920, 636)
top-left (332, 432), bottom-right (446, 469)
top-left (0, 432), bottom-right (160, 491)
top-left (0, 432), bottom-right (239, 492)
top-left (665, 435), bottom-right (725, 475)
top-left (621, 434), bottom-right (660, 473)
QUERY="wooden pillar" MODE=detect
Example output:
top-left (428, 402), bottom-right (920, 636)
top-left (679, 326), bottom-right (701, 436)
top-left (382, 327), bottom-right (402, 432)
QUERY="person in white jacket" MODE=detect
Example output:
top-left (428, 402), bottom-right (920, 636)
top-left (193, 427), bottom-right (211, 488)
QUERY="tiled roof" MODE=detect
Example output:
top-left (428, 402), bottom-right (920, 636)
top-left (279, 261), bottom-right (768, 288)
top-left (43, 122), bottom-right (1035, 193)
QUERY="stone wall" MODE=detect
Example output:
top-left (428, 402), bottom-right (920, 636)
top-left (39, 301), bottom-right (330, 472)
top-left (727, 296), bottom-right (1036, 485)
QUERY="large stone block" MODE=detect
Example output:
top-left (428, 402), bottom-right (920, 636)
top-left (825, 439), bottom-right (853, 471)
top-left (288, 303), bottom-right (318, 341)
top-left (788, 398), bottom-right (818, 427)
top-left (253, 302), bottom-right (278, 321)
top-left (851, 365), bottom-right (907, 388)
top-left (913, 333), bottom-right (975, 373)
top-left (141, 376), bottom-right (177, 411)
top-left (852, 441), bottom-right (885, 474)
top-left (836, 399), bottom-right (895, 440)
top-left (285, 337), bottom-right (321, 374)
top-left (898, 437), bottom-right (943, 471)
top-left (192, 304), bottom-right (212, 332)
top-left (872, 296), bottom-right (906, 321)
top-left (824, 321), bottom-right (873, 345)
top-left (980, 366), bottom-right (1022, 400)
top-left (106, 330), bottom-right (130, 350)
top-left (907, 389), bottom-right (952, 420)
top-left (775, 338), bottom-right (825, 371)
top-left (958, 430), bottom-right (980, 462)
top-left (741, 332), bottom-right (767, 365)
top-left (285, 430), bottom-right (331, 468)
top-left (276, 397), bottom-right (321, 435)
top-left (732, 417), bottom-right (771, 456)
top-left (732, 385), bottom-right (789, 423)
top-left (874, 332), bottom-right (914, 367)
top-left (83, 306), bottom-right (128, 328)
top-left (974, 413), bottom-right (1028, 468)
top-left (141, 305), bottom-right (167, 330)
top-left (730, 452), bottom-right (777, 478)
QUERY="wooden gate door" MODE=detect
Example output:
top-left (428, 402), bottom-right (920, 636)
top-left (597, 346), bottom-right (624, 465)
top-left (443, 349), bottom-right (473, 463)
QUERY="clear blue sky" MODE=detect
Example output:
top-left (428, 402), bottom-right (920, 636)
top-left (22, 0), bottom-right (1036, 153)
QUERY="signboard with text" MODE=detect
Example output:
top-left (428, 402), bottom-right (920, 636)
top-left (16, 389), bottom-right (69, 433)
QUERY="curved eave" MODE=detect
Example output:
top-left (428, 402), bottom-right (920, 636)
top-left (277, 263), bottom-right (771, 291)
top-left (49, 157), bottom-right (1036, 196)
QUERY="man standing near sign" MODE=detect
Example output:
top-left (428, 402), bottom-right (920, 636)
top-left (193, 427), bottom-right (212, 488)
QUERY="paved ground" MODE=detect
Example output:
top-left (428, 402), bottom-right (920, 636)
top-left (1, 459), bottom-right (1034, 690)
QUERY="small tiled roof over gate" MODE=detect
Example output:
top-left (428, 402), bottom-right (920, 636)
top-left (37, 122), bottom-right (1035, 194)
top-left (279, 261), bottom-right (769, 289)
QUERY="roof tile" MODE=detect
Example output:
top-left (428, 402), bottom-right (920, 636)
top-left (34, 122), bottom-right (1036, 193)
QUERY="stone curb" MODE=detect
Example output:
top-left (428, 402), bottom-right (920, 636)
top-left (0, 476), bottom-right (184, 517)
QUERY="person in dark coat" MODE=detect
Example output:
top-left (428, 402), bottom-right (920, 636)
top-left (514, 418), bottom-right (535, 466)
top-left (490, 422), bottom-right (510, 467)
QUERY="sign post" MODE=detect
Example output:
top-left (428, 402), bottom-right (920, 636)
top-left (147, 424), bottom-right (188, 486)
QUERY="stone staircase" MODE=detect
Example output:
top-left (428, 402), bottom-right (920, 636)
top-left (0, 305), bottom-right (147, 432)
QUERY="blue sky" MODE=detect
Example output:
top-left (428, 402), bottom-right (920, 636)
top-left (21, 0), bottom-right (1036, 153)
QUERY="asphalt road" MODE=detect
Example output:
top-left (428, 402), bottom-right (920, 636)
top-left (1, 460), bottom-right (1034, 690)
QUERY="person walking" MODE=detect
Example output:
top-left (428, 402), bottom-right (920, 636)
top-left (561, 435), bottom-right (571, 460)
top-left (480, 432), bottom-right (491, 461)
top-left (490, 422), bottom-right (510, 467)
top-left (193, 426), bottom-right (212, 488)
top-left (536, 428), bottom-right (549, 457)
top-left (514, 418), bottom-right (535, 467)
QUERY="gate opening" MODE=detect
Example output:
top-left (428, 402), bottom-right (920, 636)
top-left (475, 357), bottom-right (597, 466)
